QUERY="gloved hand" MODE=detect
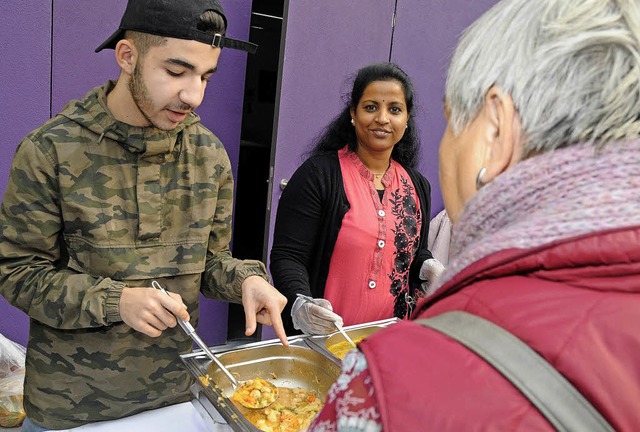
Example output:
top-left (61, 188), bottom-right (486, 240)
top-left (291, 296), bottom-right (343, 335)
top-left (419, 258), bottom-right (445, 295)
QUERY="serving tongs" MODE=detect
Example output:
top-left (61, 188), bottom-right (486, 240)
top-left (296, 293), bottom-right (356, 347)
top-left (152, 281), bottom-right (279, 409)
top-left (152, 281), bottom-right (238, 385)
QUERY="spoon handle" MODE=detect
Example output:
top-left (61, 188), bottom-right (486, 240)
top-left (152, 281), bottom-right (239, 387)
top-left (334, 322), bottom-right (357, 348)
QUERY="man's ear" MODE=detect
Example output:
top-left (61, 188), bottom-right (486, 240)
top-left (480, 85), bottom-right (522, 183)
top-left (114, 39), bottom-right (137, 75)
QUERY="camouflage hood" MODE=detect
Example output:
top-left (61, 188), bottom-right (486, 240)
top-left (58, 80), bottom-right (201, 157)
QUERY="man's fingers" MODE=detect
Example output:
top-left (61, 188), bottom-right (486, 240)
top-left (139, 325), bottom-right (162, 338)
top-left (267, 307), bottom-right (289, 347)
top-left (250, 308), bottom-right (289, 347)
top-left (159, 291), bottom-right (190, 322)
top-left (128, 316), bottom-right (163, 338)
top-left (254, 303), bottom-right (289, 347)
top-left (154, 306), bottom-right (179, 329)
top-left (240, 276), bottom-right (288, 345)
top-left (120, 287), bottom-right (190, 336)
top-left (244, 299), bottom-right (258, 338)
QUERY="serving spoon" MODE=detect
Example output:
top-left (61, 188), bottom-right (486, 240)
top-left (152, 281), bottom-right (278, 409)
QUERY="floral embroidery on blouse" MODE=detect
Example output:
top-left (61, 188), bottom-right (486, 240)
top-left (309, 350), bottom-right (381, 432)
top-left (388, 176), bottom-right (421, 318)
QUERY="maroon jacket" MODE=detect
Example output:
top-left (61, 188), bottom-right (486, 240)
top-left (360, 224), bottom-right (640, 431)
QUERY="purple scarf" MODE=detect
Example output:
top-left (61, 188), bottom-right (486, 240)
top-left (436, 140), bottom-right (640, 289)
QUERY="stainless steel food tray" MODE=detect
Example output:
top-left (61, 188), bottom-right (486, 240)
top-left (181, 336), bottom-right (342, 431)
top-left (304, 318), bottom-right (399, 363)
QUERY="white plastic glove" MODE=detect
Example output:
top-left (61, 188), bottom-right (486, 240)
top-left (419, 258), bottom-right (446, 295)
top-left (291, 297), bottom-right (343, 335)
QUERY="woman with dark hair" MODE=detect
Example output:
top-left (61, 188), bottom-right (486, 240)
top-left (270, 62), bottom-right (444, 335)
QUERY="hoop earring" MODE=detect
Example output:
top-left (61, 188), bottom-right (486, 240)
top-left (476, 167), bottom-right (487, 190)
top-left (351, 118), bottom-right (355, 125)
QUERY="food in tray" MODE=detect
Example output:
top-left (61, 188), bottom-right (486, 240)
top-left (198, 374), bottom-right (211, 387)
top-left (231, 378), bottom-right (279, 409)
top-left (198, 372), bottom-right (323, 431)
top-left (234, 386), bottom-right (323, 432)
top-left (327, 335), bottom-right (367, 359)
top-left (189, 342), bottom-right (340, 431)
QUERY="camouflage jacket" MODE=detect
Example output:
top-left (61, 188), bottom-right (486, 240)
top-left (0, 81), bottom-right (268, 429)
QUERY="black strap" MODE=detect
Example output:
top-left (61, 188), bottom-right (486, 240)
top-left (417, 311), bottom-right (614, 432)
top-left (210, 33), bottom-right (258, 54)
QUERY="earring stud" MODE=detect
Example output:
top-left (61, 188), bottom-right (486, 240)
top-left (351, 118), bottom-right (355, 125)
top-left (476, 167), bottom-right (487, 190)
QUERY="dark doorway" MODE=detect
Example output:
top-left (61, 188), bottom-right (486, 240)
top-left (227, 1), bottom-right (285, 342)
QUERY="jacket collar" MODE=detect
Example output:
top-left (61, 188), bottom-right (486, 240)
top-left (61, 80), bottom-right (201, 156)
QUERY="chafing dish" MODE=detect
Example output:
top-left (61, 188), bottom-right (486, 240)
top-left (181, 318), bottom-right (399, 430)
top-left (181, 336), bottom-right (341, 431)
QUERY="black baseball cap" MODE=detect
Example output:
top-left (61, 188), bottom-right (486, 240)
top-left (95, 0), bottom-right (257, 54)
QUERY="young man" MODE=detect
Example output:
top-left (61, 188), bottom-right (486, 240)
top-left (0, 1), bottom-right (287, 429)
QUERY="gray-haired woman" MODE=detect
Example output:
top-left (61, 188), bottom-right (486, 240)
top-left (310, 0), bottom-right (640, 430)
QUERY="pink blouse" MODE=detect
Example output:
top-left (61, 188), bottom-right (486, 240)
top-left (324, 148), bottom-right (422, 325)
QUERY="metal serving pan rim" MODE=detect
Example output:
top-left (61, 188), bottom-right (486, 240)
top-left (304, 317), bottom-right (399, 362)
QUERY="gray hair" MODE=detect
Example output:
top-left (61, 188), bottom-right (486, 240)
top-left (445, 0), bottom-right (640, 157)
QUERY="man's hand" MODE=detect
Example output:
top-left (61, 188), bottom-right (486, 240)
top-left (241, 275), bottom-right (288, 346)
top-left (120, 287), bottom-right (189, 337)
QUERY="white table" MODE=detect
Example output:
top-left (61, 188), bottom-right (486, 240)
top-left (1, 401), bottom-right (230, 432)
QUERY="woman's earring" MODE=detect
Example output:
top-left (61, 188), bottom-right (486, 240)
top-left (476, 167), bottom-right (487, 190)
top-left (351, 118), bottom-right (355, 125)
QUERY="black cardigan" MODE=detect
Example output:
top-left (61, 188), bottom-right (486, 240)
top-left (269, 152), bottom-right (433, 334)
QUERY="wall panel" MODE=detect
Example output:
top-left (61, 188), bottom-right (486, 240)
top-left (0, 1), bottom-right (52, 347)
top-left (391, 0), bottom-right (499, 215)
top-left (267, 0), bottom-right (395, 259)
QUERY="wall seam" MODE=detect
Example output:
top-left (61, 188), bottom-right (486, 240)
top-left (389, 0), bottom-right (399, 61)
top-left (49, 0), bottom-right (54, 118)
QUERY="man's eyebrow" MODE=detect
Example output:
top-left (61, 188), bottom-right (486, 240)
top-left (166, 58), bottom-right (195, 70)
top-left (166, 58), bottom-right (217, 75)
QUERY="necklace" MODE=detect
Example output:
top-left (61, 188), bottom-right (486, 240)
top-left (355, 152), bottom-right (391, 179)
top-left (370, 163), bottom-right (390, 178)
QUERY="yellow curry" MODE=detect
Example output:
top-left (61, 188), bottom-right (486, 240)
top-left (327, 335), bottom-right (367, 360)
top-left (232, 378), bottom-right (278, 409)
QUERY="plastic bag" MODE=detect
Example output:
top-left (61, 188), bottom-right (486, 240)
top-left (0, 333), bottom-right (26, 427)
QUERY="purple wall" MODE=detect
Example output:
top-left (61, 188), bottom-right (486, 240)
top-left (0, 0), bottom-right (253, 347)
top-left (196, 1), bottom-right (253, 344)
top-left (0, 2), bottom-right (52, 348)
top-left (266, 0), bottom-right (395, 263)
top-left (392, 0), bottom-right (500, 215)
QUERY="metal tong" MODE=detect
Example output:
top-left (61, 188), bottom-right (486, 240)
top-left (152, 280), bottom-right (239, 387)
top-left (296, 293), bottom-right (356, 347)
